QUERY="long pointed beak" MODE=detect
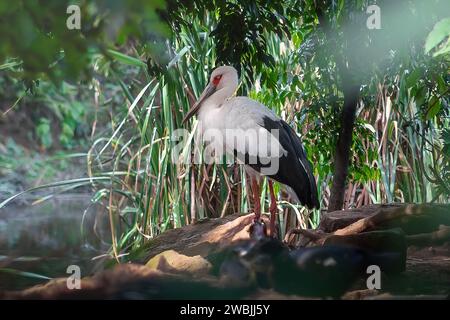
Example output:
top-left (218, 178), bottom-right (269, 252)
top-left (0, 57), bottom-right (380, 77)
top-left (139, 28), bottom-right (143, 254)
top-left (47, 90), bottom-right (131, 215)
top-left (182, 84), bottom-right (216, 124)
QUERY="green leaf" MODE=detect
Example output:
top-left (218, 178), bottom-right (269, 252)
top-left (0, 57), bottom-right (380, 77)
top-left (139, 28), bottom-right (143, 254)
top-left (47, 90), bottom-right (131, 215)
top-left (363, 123), bottom-right (376, 133)
top-left (167, 46), bottom-right (191, 69)
top-left (433, 38), bottom-right (450, 57)
top-left (107, 49), bottom-right (147, 68)
top-left (36, 117), bottom-right (53, 149)
top-left (425, 96), bottom-right (442, 120)
top-left (425, 18), bottom-right (450, 54)
top-left (0, 60), bottom-right (22, 70)
top-left (406, 68), bottom-right (421, 89)
top-left (414, 86), bottom-right (427, 107)
top-left (0, 268), bottom-right (52, 280)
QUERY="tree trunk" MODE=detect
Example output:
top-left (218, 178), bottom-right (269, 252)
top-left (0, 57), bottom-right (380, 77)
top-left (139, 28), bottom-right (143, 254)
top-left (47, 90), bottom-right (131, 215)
top-left (328, 84), bottom-right (360, 212)
top-left (314, 4), bottom-right (361, 212)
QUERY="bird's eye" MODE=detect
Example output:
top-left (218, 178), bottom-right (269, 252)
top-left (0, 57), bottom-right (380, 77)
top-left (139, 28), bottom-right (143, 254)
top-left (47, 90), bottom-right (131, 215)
top-left (213, 75), bottom-right (222, 86)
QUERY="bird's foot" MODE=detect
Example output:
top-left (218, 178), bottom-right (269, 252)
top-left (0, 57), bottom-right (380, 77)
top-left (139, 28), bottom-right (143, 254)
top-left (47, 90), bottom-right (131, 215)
top-left (249, 218), bottom-right (267, 240)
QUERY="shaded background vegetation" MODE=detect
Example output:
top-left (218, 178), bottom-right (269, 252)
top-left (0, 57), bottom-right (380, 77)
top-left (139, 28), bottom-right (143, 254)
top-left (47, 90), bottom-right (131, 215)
top-left (0, 0), bottom-right (449, 264)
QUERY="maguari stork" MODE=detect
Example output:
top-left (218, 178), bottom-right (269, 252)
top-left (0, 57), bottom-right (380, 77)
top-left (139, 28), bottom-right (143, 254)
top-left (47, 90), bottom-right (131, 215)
top-left (182, 66), bottom-right (319, 238)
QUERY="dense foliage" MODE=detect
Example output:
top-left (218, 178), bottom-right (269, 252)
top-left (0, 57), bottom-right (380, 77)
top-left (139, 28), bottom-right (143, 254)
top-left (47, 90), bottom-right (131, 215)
top-left (1, 0), bottom-right (449, 261)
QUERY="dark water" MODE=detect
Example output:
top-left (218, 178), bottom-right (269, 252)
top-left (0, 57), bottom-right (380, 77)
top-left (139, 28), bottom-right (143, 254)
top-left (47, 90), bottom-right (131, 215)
top-left (0, 194), bottom-right (111, 291)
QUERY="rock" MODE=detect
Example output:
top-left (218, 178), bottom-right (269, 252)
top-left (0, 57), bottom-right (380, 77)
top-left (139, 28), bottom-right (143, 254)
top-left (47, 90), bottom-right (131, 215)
top-left (319, 204), bottom-right (402, 232)
top-left (342, 289), bottom-right (381, 300)
top-left (323, 228), bottom-right (407, 274)
top-left (215, 238), bottom-right (289, 289)
top-left (145, 250), bottom-right (212, 276)
top-left (246, 289), bottom-right (316, 300)
top-left (2, 264), bottom-right (254, 299)
top-left (407, 225), bottom-right (450, 246)
top-left (216, 239), bottom-right (380, 298)
top-left (389, 244), bottom-right (450, 296)
top-left (277, 245), bottom-right (370, 298)
top-left (374, 204), bottom-right (450, 234)
top-left (136, 213), bottom-right (267, 263)
top-left (367, 293), bottom-right (448, 300)
top-left (320, 204), bottom-right (450, 235)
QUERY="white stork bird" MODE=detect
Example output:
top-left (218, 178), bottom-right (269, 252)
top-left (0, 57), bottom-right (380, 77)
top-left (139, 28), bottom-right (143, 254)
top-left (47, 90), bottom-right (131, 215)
top-left (182, 66), bottom-right (319, 238)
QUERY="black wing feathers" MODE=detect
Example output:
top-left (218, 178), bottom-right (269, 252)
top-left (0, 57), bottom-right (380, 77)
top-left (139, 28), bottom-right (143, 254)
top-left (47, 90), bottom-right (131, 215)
top-left (279, 120), bottom-right (320, 209)
top-left (235, 116), bottom-right (319, 209)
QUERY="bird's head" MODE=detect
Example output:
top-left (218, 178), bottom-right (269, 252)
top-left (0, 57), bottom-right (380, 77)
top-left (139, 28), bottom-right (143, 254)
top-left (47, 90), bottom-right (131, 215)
top-left (182, 65), bottom-right (238, 124)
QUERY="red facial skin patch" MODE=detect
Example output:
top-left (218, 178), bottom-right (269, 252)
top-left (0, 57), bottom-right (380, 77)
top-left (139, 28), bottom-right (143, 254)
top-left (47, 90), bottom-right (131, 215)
top-left (213, 75), bottom-right (222, 86)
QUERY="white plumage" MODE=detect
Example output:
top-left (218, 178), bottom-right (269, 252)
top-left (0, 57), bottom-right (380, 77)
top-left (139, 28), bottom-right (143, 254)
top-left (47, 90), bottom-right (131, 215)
top-left (198, 97), bottom-right (286, 170)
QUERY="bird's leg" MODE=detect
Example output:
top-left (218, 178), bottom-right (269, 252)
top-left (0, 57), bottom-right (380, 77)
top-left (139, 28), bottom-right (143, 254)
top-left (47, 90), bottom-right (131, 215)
top-left (249, 177), bottom-right (266, 239)
top-left (252, 177), bottom-right (261, 221)
top-left (268, 180), bottom-right (278, 238)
